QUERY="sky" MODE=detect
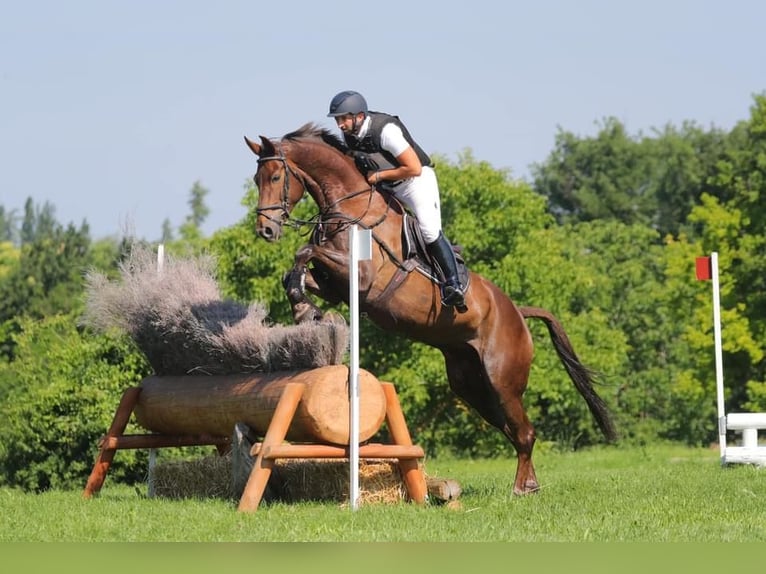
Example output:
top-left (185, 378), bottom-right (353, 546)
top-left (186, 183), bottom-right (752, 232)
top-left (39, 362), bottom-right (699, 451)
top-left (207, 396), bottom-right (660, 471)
top-left (1, 0), bottom-right (764, 241)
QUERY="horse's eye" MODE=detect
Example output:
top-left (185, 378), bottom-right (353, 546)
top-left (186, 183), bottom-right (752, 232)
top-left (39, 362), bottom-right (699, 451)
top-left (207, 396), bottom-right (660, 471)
top-left (271, 173), bottom-right (281, 183)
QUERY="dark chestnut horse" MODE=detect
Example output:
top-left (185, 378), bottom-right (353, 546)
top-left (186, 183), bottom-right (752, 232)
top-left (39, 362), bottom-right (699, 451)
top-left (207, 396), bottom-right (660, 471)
top-left (244, 123), bottom-right (616, 494)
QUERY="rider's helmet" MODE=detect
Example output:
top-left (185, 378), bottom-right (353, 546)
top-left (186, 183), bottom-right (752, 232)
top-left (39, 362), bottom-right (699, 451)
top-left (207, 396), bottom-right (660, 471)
top-left (327, 91), bottom-right (368, 117)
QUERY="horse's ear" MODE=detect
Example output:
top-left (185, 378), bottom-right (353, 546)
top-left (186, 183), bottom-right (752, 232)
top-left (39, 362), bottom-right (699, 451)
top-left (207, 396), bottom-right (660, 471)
top-left (244, 135), bottom-right (262, 156)
top-left (259, 135), bottom-right (276, 157)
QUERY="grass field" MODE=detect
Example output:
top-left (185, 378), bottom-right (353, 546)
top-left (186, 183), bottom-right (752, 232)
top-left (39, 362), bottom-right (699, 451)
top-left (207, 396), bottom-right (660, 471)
top-left (1, 442), bottom-right (764, 542)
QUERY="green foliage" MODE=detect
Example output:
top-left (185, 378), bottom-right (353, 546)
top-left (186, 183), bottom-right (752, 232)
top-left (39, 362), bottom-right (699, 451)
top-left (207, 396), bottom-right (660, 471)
top-left (531, 117), bottom-right (730, 238)
top-left (0, 206), bottom-right (18, 243)
top-left (0, 204), bottom-right (96, 361)
top-left (0, 314), bottom-right (151, 491)
top-left (436, 152), bottom-right (552, 275)
top-left (0, 241), bottom-right (20, 281)
top-left (0, 222), bottom-right (91, 322)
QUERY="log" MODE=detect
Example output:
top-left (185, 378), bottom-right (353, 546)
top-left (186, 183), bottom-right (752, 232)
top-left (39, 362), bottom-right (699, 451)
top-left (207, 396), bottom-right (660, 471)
top-left (426, 478), bottom-right (462, 502)
top-left (133, 365), bottom-right (387, 445)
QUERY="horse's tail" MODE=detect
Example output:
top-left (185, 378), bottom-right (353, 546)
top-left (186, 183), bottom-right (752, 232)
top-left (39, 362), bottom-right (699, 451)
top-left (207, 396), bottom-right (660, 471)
top-left (519, 306), bottom-right (618, 443)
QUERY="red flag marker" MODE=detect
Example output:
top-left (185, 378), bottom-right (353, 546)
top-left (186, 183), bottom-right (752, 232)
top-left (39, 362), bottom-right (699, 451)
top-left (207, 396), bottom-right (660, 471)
top-left (696, 256), bottom-right (712, 281)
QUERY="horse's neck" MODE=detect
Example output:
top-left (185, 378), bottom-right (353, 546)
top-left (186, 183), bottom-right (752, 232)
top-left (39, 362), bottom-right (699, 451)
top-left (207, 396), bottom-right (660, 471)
top-left (291, 142), bottom-right (396, 224)
top-left (290, 145), bottom-right (358, 210)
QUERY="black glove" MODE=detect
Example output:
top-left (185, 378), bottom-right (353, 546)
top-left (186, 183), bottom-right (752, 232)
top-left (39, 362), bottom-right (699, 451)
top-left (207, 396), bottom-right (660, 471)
top-left (351, 151), bottom-right (380, 176)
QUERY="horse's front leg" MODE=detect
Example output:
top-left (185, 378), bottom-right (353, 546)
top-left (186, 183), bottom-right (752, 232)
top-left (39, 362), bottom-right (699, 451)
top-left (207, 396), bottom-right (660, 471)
top-left (282, 245), bottom-right (326, 324)
top-left (283, 243), bottom-right (374, 324)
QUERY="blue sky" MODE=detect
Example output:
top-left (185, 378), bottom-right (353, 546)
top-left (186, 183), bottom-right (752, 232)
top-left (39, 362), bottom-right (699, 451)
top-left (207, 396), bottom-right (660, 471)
top-left (1, 0), bottom-right (764, 240)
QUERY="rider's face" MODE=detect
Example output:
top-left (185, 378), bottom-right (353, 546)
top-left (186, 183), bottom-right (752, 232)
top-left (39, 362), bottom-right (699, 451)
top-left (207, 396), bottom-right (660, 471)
top-left (335, 113), bottom-right (363, 134)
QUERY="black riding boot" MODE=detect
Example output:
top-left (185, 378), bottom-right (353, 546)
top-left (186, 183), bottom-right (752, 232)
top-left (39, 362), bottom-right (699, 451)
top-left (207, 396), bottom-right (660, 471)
top-left (427, 231), bottom-right (465, 308)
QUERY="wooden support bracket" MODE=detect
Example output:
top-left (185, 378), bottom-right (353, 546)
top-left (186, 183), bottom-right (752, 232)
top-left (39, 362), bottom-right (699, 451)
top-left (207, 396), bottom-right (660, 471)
top-left (237, 381), bottom-right (427, 512)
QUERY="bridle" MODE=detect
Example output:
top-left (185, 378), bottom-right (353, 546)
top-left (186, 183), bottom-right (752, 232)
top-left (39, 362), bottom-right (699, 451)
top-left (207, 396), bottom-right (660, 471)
top-left (254, 151), bottom-right (301, 228)
top-left (254, 146), bottom-right (387, 233)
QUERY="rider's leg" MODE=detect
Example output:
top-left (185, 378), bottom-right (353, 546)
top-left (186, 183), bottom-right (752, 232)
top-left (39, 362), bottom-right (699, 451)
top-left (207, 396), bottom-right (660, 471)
top-left (394, 168), bottom-right (465, 307)
top-left (427, 231), bottom-right (465, 307)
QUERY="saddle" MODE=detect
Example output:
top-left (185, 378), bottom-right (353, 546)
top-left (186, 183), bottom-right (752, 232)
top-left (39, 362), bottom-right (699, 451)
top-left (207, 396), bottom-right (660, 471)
top-left (375, 211), bottom-right (470, 307)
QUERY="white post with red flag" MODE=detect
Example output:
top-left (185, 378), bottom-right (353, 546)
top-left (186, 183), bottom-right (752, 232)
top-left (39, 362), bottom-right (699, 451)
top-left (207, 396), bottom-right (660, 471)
top-left (696, 253), bottom-right (726, 462)
top-left (697, 252), bottom-right (766, 466)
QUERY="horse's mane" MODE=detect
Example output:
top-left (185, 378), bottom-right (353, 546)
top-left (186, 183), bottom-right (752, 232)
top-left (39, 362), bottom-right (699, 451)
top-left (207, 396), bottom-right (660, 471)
top-left (283, 123), bottom-right (349, 155)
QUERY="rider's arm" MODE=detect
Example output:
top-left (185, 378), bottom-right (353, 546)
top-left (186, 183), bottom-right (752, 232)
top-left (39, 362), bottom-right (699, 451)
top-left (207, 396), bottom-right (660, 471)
top-left (367, 124), bottom-right (422, 185)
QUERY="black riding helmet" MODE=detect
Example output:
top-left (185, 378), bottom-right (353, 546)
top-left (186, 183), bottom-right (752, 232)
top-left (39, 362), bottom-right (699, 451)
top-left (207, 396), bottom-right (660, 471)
top-left (327, 91), bottom-right (368, 117)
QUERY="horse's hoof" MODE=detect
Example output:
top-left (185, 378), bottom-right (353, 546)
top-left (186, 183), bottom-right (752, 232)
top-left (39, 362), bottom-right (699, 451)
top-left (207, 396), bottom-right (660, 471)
top-left (293, 303), bottom-right (324, 324)
top-left (513, 482), bottom-right (541, 496)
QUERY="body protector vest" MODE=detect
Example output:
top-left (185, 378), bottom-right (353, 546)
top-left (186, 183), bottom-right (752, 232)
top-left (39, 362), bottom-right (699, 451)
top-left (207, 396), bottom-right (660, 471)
top-left (343, 112), bottom-right (433, 170)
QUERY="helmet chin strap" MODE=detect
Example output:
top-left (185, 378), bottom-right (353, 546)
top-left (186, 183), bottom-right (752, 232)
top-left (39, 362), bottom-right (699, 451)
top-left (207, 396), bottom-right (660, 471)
top-left (350, 113), bottom-right (365, 136)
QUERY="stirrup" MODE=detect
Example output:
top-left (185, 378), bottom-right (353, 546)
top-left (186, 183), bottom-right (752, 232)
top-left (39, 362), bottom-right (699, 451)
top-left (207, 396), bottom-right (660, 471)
top-left (442, 282), bottom-right (465, 308)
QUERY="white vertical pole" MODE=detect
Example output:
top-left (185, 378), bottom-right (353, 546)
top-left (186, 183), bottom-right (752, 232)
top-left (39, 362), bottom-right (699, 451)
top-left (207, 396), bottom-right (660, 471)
top-left (348, 226), bottom-right (371, 510)
top-left (148, 243), bottom-right (165, 496)
top-left (711, 252), bottom-right (727, 465)
top-left (348, 226), bottom-right (361, 509)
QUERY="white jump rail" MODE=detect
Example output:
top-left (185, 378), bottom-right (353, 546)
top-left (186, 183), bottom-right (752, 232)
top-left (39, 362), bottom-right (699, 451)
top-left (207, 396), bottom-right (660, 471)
top-left (722, 413), bottom-right (766, 466)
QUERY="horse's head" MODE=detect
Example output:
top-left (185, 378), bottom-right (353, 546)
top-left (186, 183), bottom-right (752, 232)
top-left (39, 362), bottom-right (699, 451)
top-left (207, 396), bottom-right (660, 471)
top-left (244, 135), bottom-right (306, 242)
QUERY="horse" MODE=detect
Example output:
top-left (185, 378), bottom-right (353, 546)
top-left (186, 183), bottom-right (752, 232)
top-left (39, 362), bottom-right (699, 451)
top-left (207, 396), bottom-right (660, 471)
top-left (244, 123), bottom-right (616, 495)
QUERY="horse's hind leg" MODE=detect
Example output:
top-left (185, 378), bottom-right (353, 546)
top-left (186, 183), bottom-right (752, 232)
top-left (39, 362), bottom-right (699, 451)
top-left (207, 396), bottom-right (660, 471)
top-left (444, 343), bottom-right (539, 495)
top-left (499, 393), bottom-right (539, 495)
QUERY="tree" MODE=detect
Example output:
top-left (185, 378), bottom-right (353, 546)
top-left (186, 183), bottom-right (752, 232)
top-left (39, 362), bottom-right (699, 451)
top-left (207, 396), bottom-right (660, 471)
top-left (20, 197), bottom-right (57, 245)
top-left (178, 180), bottom-right (210, 240)
top-left (160, 218), bottom-right (174, 244)
top-left (531, 118), bottom-right (730, 238)
top-left (0, 201), bottom-right (93, 360)
top-left (0, 206), bottom-right (18, 243)
top-left (168, 180), bottom-right (212, 256)
top-left (0, 221), bottom-right (91, 324)
top-left (690, 94), bottom-right (766, 414)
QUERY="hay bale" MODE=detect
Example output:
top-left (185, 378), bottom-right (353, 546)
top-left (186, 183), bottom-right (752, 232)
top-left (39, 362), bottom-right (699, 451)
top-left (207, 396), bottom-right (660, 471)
top-left (150, 454), bottom-right (233, 500)
top-left (150, 453), bottom-right (408, 505)
top-left (272, 459), bottom-right (407, 505)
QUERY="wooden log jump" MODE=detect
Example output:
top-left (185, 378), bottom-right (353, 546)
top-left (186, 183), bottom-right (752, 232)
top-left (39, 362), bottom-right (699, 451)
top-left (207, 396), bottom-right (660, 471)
top-left (83, 365), bottom-right (427, 509)
top-left (133, 364), bottom-right (387, 445)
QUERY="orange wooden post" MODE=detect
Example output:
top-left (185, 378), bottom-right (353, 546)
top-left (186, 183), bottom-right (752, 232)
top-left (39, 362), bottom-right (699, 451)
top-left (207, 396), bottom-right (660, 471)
top-left (83, 386), bottom-right (142, 498)
top-left (237, 382), bottom-right (305, 512)
top-left (381, 382), bottom-right (427, 504)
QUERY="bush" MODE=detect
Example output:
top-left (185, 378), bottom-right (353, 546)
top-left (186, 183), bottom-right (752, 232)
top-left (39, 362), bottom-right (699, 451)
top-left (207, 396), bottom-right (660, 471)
top-left (0, 314), bottom-right (151, 491)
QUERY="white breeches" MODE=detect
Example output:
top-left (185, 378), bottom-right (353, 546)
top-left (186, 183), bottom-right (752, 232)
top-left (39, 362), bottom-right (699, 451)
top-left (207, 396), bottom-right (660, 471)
top-left (391, 166), bottom-right (442, 244)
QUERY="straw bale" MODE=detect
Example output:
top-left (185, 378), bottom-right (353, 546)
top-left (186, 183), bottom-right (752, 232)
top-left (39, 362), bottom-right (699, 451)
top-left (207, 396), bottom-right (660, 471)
top-left (150, 454), bottom-right (408, 505)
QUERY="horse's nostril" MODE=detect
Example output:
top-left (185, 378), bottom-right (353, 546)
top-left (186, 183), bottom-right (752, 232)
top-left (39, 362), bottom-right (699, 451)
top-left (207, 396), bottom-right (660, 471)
top-left (258, 225), bottom-right (278, 242)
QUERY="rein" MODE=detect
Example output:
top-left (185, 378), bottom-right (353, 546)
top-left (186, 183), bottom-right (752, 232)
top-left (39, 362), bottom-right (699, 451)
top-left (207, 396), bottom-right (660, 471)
top-left (255, 144), bottom-right (410, 271)
top-left (256, 150), bottom-right (390, 234)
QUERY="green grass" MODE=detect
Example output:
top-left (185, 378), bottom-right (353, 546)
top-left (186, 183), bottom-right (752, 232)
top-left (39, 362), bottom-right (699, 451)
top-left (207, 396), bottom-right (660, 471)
top-left (1, 443), bottom-right (764, 542)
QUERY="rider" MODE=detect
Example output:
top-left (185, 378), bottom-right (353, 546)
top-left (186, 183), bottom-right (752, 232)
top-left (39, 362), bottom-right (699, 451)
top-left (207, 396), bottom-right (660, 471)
top-left (327, 90), bottom-right (466, 308)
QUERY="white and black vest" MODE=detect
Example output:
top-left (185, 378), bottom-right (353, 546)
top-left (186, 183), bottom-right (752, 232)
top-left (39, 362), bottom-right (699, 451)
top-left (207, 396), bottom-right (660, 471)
top-left (343, 112), bottom-right (433, 168)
